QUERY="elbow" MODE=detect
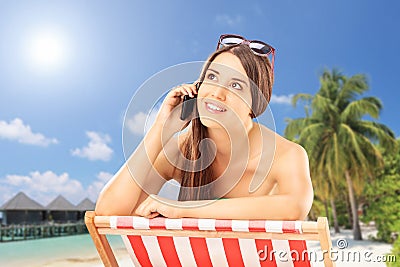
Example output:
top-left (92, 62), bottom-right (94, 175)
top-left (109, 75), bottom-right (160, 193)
top-left (291, 182), bottom-right (314, 220)
top-left (94, 200), bottom-right (108, 216)
top-left (94, 190), bottom-right (136, 216)
top-left (94, 204), bottom-right (108, 216)
top-left (94, 191), bottom-right (112, 216)
top-left (293, 206), bottom-right (310, 221)
top-left (287, 193), bottom-right (314, 221)
top-left (284, 203), bottom-right (309, 221)
top-left (284, 208), bottom-right (304, 221)
top-left (95, 202), bottom-right (119, 216)
top-left (300, 196), bottom-right (314, 220)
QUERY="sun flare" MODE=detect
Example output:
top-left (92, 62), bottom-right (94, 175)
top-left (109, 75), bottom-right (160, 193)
top-left (28, 31), bottom-right (67, 71)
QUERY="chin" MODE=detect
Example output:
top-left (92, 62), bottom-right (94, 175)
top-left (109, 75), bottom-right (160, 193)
top-left (199, 116), bottom-right (224, 129)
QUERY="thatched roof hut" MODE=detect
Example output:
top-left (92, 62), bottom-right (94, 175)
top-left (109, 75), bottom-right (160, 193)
top-left (0, 192), bottom-right (46, 225)
top-left (76, 198), bottom-right (96, 220)
top-left (76, 198), bottom-right (95, 211)
top-left (46, 195), bottom-right (78, 222)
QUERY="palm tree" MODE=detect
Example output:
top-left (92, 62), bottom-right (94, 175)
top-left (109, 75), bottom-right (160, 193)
top-left (285, 69), bottom-right (397, 240)
top-left (310, 168), bottom-right (341, 233)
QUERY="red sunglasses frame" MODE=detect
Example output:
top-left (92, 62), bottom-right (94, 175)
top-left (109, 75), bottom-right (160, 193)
top-left (217, 34), bottom-right (275, 74)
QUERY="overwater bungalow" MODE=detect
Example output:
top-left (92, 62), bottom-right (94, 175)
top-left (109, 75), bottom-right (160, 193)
top-left (76, 198), bottom-right (95, 221)
top-left (0, 192), bottom-right (46, 225)
top-left (46, 195), bottom-right (78, 223)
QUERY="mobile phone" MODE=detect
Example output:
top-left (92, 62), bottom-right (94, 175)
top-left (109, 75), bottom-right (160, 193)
top-left (180, 82), bottom-right (200, 120)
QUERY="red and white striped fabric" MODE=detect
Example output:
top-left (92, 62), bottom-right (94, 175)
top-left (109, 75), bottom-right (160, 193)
top-left (110, 216), bottom-right (317, 267)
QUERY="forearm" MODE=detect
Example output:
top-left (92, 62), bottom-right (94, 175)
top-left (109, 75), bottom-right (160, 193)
top-left (126, 122), bottom-right (174, 185)
top-left (96, 123), bottom-right (173, 215)
top-left (180, 195), bottom-right (307, 220)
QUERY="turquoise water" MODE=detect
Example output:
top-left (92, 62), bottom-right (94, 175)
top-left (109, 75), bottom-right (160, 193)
top-left (0, 234), bottom-right (125, 266)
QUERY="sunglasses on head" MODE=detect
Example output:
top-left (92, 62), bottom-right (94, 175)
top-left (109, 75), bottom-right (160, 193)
top-left (217, 34), bottom-right (275, 74)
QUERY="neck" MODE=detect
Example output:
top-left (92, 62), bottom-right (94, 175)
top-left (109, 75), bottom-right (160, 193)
top-left (206, 119), bottom-right (254, 160)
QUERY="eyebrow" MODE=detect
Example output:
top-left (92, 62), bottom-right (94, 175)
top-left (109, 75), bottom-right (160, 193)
top-left (207, 68), bottom-right (249, 87)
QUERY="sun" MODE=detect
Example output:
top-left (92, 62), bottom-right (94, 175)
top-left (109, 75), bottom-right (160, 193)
top-left (28, 31), bottom-right (67, 71)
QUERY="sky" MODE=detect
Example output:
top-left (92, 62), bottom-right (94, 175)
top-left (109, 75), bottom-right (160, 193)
top-left (0, 0), bottom-right (399, 207)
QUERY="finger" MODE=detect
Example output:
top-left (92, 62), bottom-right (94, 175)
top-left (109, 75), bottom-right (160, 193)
top-left (170, 84), bottom-right (187, 94)
top-left (144, 205), bottom-right (160, 218)
top-left (147, 212), bottom-right (160, 219)
top-left (170, 84), bottom-right (196, 98)
top-left (135, 203), bottom-right (147, 216)
top-left (179, 86), bottom-right (192, 97)
top-left (182, 86), bottom-right (194, 97)
top-left (135, 206), bottom-right (143, 216)
top-left (134, 196), bottom-right (152, 216)
top-left (191, 82), bottom-right (199, 94)
top-left (169, 88), bottom-right (185, 98)
top-left (136, 205), bottom-right (151, 217)
top-left (183, 85), bottom-right (198, 97)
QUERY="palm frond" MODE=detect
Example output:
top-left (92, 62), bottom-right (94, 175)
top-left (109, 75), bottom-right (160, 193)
top-left (291, 93), bottom-right (313, 112)
top-left (337, 74), bottom-right (368, 105)
top-left (284, 68), bottom-right (397, 200)
top-left (341, 97), bottom-right (382, 121)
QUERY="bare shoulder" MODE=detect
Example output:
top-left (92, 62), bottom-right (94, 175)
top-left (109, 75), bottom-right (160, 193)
top-left (274, 133), bottom-right (309, 163)
top-left (258, 124), bottom-right (311, 186)
top-left (256, 127), bottom-right (313, 219)
top-left (257, 124), bottom-right (308, 163)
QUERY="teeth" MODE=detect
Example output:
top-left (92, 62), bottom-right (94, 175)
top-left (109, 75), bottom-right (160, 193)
top-left (207, 103), bottom-right (225, 111)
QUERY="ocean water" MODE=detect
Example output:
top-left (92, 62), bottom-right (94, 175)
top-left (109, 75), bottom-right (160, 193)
top-left (0, 234), bottom-right (125, 266)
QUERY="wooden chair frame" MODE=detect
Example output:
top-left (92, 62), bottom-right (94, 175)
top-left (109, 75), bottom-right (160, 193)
top-left (85, 211), bottom-right (335, 267)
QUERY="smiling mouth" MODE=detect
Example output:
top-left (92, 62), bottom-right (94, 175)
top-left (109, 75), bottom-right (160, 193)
top-left (205, 102), bottom-right (227, 113)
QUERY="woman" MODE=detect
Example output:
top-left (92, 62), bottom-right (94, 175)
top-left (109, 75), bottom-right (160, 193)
top-left (95, 34), bottom-right (313, 220)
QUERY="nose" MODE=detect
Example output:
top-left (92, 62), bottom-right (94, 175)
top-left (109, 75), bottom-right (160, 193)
top-left (211, 85), bottom-right (226, 101)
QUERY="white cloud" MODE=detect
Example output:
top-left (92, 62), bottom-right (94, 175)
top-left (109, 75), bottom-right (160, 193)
top-left (215, 14), bottom-right (243, 27)
top-left (0, 118), bottom-right (58, 146)
top-left (1, 171), bottom-right (84, 205)
top-left (97, 171), bottom-right (113, 183)
top-left (270, 94), bottom-right (294, 105)
top-left (126, 108), bottom-right (158, 136)
top-left (86, 171), bottom-right (113, 202)
top-left (0, 170), bottom-right (115, 205)
top-left (71, 131), bottom-right (113, 161)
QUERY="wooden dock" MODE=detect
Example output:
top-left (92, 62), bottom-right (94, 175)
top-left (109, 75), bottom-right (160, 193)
top-left (0, 222), bottom-right (88, 242)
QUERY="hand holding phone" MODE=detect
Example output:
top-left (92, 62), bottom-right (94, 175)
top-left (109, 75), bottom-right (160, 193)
top-left (180, 82), bottom-right (200, 120)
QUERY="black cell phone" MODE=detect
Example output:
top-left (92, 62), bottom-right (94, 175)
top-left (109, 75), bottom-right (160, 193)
top-left (180, 82), bottom-right (200, 120)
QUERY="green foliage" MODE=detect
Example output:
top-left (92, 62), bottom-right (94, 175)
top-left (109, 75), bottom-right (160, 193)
top-left (285, 68), bottom-right (397, 240)
top-left (308, 198), bottom-right (325, 221)
top-left (363, 140), bottom-right (400, 243)
top-left (285, 69), bottom-right (396, 201)
top-left (387, 237), bottom-right (400, 266)
top-left (334, 196), bottom-right (352, 229)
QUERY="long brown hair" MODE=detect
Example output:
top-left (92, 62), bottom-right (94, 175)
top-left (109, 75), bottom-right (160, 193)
top-left (177, 44), bottom-right (274, 201)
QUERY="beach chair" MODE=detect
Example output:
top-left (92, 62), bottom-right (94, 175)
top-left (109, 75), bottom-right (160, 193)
top-left (85, 211), bottom-right (335, 267)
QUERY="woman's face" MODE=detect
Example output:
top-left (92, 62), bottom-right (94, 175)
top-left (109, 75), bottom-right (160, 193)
top-left (197, 52), bottom-right (253, 130)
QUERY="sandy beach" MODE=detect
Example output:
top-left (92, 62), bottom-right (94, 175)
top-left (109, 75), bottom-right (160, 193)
top-left (40, 247), bottom-right (131, 267)
top-left (1, 224), bottom-right (395, 267)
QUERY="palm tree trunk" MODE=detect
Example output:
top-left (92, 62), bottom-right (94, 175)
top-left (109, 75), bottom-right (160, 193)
top-left (324, 200), bottom-right (329, 220)
top-left (330, 197), bottom-right (340, 233)
top-left (309, 206), bottom-right (316, 221)
top-left (345, 170), bottom-right (362, 240)
top-left (345, 193), bottom-right (353, 228)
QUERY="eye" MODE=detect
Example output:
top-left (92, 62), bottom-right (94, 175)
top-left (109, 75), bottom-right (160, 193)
top-left (207, 73), bottom-right (217, 80)
top-left (231, 82), bottom-right (242, 90)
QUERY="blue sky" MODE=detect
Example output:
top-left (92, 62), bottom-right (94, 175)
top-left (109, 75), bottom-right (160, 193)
top-left (0, 0), bottom-right (399, 206)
